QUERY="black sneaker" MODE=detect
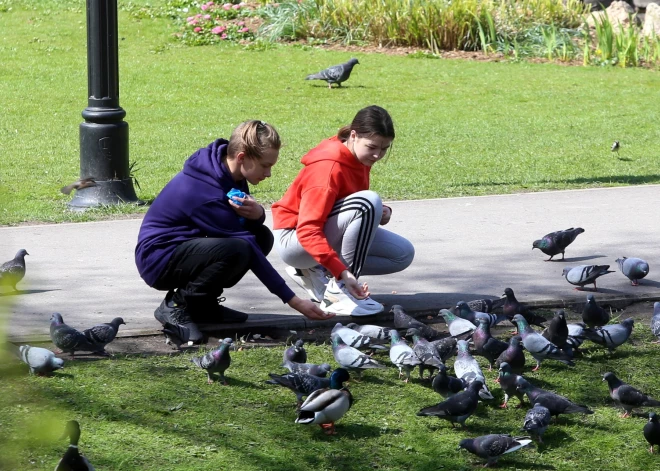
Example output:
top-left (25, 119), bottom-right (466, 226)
top-left (189, 297), bottom-right (249, 324)
top-left (154, 291), bottom-right (203, 343)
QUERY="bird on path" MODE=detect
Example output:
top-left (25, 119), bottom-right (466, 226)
top-left (472, 318), bottom-right (509, 370)
top-left (644, 412), bottom-right (660, 454)
top-left (513, 314), bottom-right (574, 371)
top-left (392, 304), bottom-right (440, 340)
top-left (616, 257), bottom-right (650, 286)
top-left (457, 434), bottom-right (532, 467)
top-left (495, 335), bottom-right (526, 373)
top-left (0, 249), bottom-right (29, 292)
top-left (406, 328), bottom-right (443, 379)
top-left (417, 380), bottom-right (483, 428)
top-left (283, 339), bottom-right (307, 364)
top-left (581, 294), bottom-right (610, 328)
top-left (651, 302), bottom-right (660, 343)
top-left (162, 322), bottom-right (194, 349)
top-left (191, 338), bottom-right (233, 385)
top-left (331, 333), bottom-right (385, 379)
top-left (581, 318), bottom-right (634, 353)
top-left (521, 404), bottom-right (552, 443)
top-left (13, 344), bottom-right (64, 376)
top-left (431, 364), bottom-right (467, 399)
top-left (282, 359), bottom-right (331, 378)
top-left (295, 368), bottom-right (352, 435)
top-left (602, 372), bottom-right (660, 418)
top-left (497, 362), bottom-right (526, 409)
top-left (305, 58), bottom-right (359, 89)
top-left (49, 313), bottom-right (99, 357)
top-left (454, 340), bottom-right (494, 400)
top-left (82, 317), bottom-right (125, 355)
top-left (389, 329), bottom-right (421, 382)
top-left (516, 377), bottom-right (593, 417)
top-left (541, 310), bottom-right (569, 350)
top-left (60, 177), bottom-right (96, 195)
top-left (562, 264), bottom-right (613, 291)
top-left (56, 420), bottom-right (95, 471)
top-left (532, 227), bottom-right (585, 261)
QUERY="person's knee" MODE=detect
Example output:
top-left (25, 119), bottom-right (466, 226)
top-left (227, 238), bottom-right (253, 269)
top-left (253, 225), bottom-right (274, 256)
top-left (392, 239), bottom-right (415, 271)
top-left (354, 190), bottom-right (382, 210)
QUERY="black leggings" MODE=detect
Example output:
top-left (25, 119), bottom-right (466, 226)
top-left (154, 226), bottom-right (273, 307)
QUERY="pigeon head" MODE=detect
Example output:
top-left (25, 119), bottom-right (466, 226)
top-left (112, 317), bottom-right (126, 326)
top-left (348, 58), bottom-right (359, 66)
top-left (389, 304), bottom-right (404, 314)
top-left (221, 338), bottom-right (233, 345)
top-left (437, 363), bottom-right (448, 375)
top-left (515, 376), bottom-right (531, 392)
top-left (438, 309), bottom-right (455, 322)
top-left (510, 335), bottom-right (522, 346)
top-left (405, 328), bottom-right (421, 339)
top-left (562, 267), bottom-right (571, 278)
top-left (346, 322), bottom-right (359, 330)
top-left (650, 412), bottom-right (658, 423)
top-left (455, 301), bottom-right (468, 312)
top-left (319, 363), bottom-right (332, 373)
top-left (512, 314), bottom-right (527, 327)
top-left (457, 438), bottom-right (474, 451)
top-left (294, 339), bottom-right (304, 350)
top-left (51, 357), bottom-right (65, 370)
top-left (331, 333), bottom-right (345, 347)
top-left (15, 249), bottom-right (29, 258)
top-left (467, 380), bottom-right (484, 392)
top-left (498, 362), bottom-right (512, 373)
top-left (602, 372), bottom-right (618, 384)
top-left (622, 318), bottom-right (635, 328)
top-left (329, 368), bottom-right (351, 388)
top-left (555, 310), bottom-right (565, 320)
top-left (50, 313), bottom-right (64, 324)
top-left (532, 239), bottom-right (544, 250)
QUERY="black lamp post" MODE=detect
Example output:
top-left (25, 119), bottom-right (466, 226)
top-left (69, 0), bottom-right (141, 209)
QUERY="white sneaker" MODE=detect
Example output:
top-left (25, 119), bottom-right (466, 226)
top-left (320, 278), bottom-right (384, 317)
top-left (285, 265), bottom-right (329, 303)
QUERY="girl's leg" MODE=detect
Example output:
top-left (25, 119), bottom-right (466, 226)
top-left (360, 228), bottom-right (415, 276)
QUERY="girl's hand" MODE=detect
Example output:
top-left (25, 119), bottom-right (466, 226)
top-left (229, 194), bottom-right (265, 220)
top-left (380, 205), bottom-right (392, 225)
top-left (288, 296), bottom-right (335, 320)
top-left (340, 270), bottom-right (370, 299)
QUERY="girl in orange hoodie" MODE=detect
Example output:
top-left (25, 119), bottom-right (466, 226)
top-left (271, 106), bottom-right (414, 316)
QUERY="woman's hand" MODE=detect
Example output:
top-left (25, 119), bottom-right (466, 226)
top-left (340, 270), bottom-right (370, 299)
top-left (288, 296), bottom-right (335, 320)
top-left (229, 194), bottom-right (265, 220)
top-left (380, 205), bottom-right (392, 225)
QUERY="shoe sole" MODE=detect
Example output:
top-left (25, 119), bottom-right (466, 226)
top-left (285, 266), bottom-right (323, 302)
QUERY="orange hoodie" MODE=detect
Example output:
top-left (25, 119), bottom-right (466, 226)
top-left (272, 136), bottom-right (370, 279)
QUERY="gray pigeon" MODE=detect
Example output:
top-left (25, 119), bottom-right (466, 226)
top-left (162, 322), bottom-right (194, 349)
top-left (515, 377), bottom-right (593, 417)
top-left (191, 338), bottom-right (233, 384)
top-left (14, 344), bottom-right (64, 376)
top-left (431, 364), bottom-right (467, 398)
top-left (417, 380), bottom-right (483, 428)
top-left (388, 329), bottom-right (421, 382)
top-left (331, 333), bottom-right (385, 379)
top-left (521, 404), bottom-right (552, 443)
top-left (644, 412), bottom-right (660, 454)
top-left (332, 322), bottom-right (387, 352)
top-left (465, 297), bottom-right (505, 314)
top-left (430, 337), bottom-right (457, 363)
top-left (472, 318), bottom-right (509, 370)
top-left (454, 340), bottom-right (494, 400)
top-left (581, 318), bottom-right (634, 352)
top-left (346, 322), bottom-right (391, 341)
top-left (541, 310), bottom-right (568, 349)
top-left (562, 264), bottom-right (614, 291)
top-left (406, 328), bottom-right (443, 379)
top-left (438, 309), bottom-right (476, 338)
top-left (565, 323), bottom-right (587, 355)
top-left (455, 301), bottom-right (507, 327)
top-left (651, 302), bottom-right (660, 343)
top-left (513, 314), bottom-right (574, 371)
top-left (305, 58), bottom-right (359, 89)
top-left (49, 313), bottom-right (100, 357)
top-left (603, 372), bottom-right (660, 417)
top-left (282, 359), bottom-right (332, 378)
top-left (458, 434), bottom-right (532, 467)
top-left (82, 317), bottom-right (125, 355)
top-left (56, 420), bottom-right (95, 471)
top-left (495, 335), bottom-right (526, 373)
top-left (532, 227), bottom-right (585, 261)
top-left (391, 305), bottom-right (440, 340)
top-left (283, 339), bottom-right (307, 364)
top-left (266, 371), bottom-right (331, 407)
top-left (616, 257), bottom-right (650, 286)
top-left (581, 294), bottom-right (610, 328)
top-left (496, 362), bottom-right (526, 409)
top-left (0, 249), bottom-right (28, 291)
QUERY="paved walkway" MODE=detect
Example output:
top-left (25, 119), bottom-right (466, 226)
top-left (2, 185), bottom-right (660, 342)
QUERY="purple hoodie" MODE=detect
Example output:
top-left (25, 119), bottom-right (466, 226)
top-left (135, 139), bottom-right (295, 303)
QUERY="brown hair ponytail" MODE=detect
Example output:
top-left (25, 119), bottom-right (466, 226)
top-left (227, 120), bottom-right (281, 160)
top-left (337, 105), bottom-right (395, 142)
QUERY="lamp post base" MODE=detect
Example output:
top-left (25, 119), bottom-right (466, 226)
top-left (67, 178), bottom-right (144, 210)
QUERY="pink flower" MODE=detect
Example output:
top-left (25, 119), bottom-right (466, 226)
top-left (211, 26), bottom-right (224, 34)
top-left (201, 4), bottom-right (208, 10)
top-left (237, 21), bottom-right (245, 26)
top-left (186, 16), bottom-right (194, 21)
top-left (204, 14), bottom-right (211, 19)
top-left (221, 33), bottom-right (228, 39)
top-left (195, 13), bottom-right (202, 18)
top-left (240, 27), bottom-right (249, 33)
top-left (223, 3), bottom-right (232, 9)
top-left (194, 27), bottom-right (202, 33)
top-left (189, 19), bottom-right (198, 25)
top-left (232, 4), bottom-right (241, 9)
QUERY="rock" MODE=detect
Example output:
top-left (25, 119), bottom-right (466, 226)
top-left (586, 1), bottom-right (637, 28)
top-left (643, 3), bottom-right (660, 36)
top-left (633, 0), bottom-right (660, 9)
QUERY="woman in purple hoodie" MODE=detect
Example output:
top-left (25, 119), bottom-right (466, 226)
top-left (135, 121), bottom-right (331, 343)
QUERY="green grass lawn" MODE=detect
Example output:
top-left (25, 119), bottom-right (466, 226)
top-left (1, 0), bottom-right (660, 225)
top-left (1, 322), bottom-right (660, 471)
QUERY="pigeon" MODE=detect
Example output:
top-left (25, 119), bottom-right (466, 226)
top-left (191, 338), bottom-right (233, 384)
top-left (513, 314), bottom-right (574, 371)
top-left (497, 362), bottom-right (526, 409)
top-left (516, 377), bottom-right (593, 417)
top-left (346, 322), bottom-right (391, 341)
top-left (502, 288), bottom-right (547, 330)
top-left (438, 309), bottom-right (476, 338)
top-left (458, 434), bottom-right (532, 467)
top-left (465, 297), bottom-right (505, 314)
top-left (331, 333), bottom-right (385, 379)
top-left (295, 368), bottom-right (352, 435)
top-left (495, 335), bottom-right (526, 373)
top-left (391, 305), bottom-right (440, 340)
top-left (602, 372), bottom-right (660, 417)
top-left (49, 313), bottom-right (100, 357)
top-left (581, 294), bottom-right (610, 328)
top-left (455, 301), bottom-right (507, 327)
top-left (611, 140), bottom-right (620, 153)
top-left (305, 58), bottom-right (359, 89)
top-left (541, 310), bottom-right (568, 349)
top-left (0, 249), bottom-right (29, 291)
top-left (417, 380), bottom-right (483, 428)
top-left (332, 322), bottom-right (387, 351)
top-left (454, 340), bottom-right (494, 400)
top-left (429, 337), bottom-right (457, 363)
top-left (60, 177), bottom-right (97, 195)
top-left (651, 302), bottom-right (660, 343)
top-left (56, 420), bottom-right (95, 471)
top-left (81, 317), bottom-right (125, 355)
top-left (283, 339), bottom-right (307, 364)
top-left (266, 371), bottom-right (331, 408)
top-left (581, 318), bottom-right (634, 352)
top-left (616, 257), bottom-right (650, 286)
top-left (565, 323), bottom-right (587, 355)
top-left (562, 264), bottom-right (614, 291)
top-left (532, 227), bottom-right (585, 261)
top-left (472, 318), bottom-right (509, 370)
top-left (406, 328), bottom-right (443, 379)
top-left (521, 404), bottom-right (552, 443)
top-left (431, 364), bottom-right (467, 398)
top-left (644, 412), bottom-right (660, 454)
top-left (162, 322), bottom-right (194, 349)
top-left (13, 344), bottom-right (64, 376)
top-left (282, 359), bottom-right (332, 378)
top-left (388, 329), bottom-right (421, 382)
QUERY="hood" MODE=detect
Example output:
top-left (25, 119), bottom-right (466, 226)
top-left (301, 136), bottom-right (364, 170)
top-left (183, 139), bottom-right (236, 189)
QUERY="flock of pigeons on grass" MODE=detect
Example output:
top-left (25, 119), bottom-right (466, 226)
top-left (0, 223), bottom-right (657, 468)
